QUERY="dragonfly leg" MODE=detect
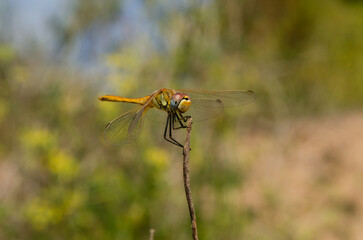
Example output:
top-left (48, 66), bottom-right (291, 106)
top-left (181, 113), bottom-right (191, 122)
top-left (163, 114), bottom-right (184, 148)
top-left (173, 112), bottom-right (188, 130)
top-left (172, 113), bottom-right (192, 150)
top-left (169, 114), bottom-right (184, 148)
top-left (163, 114), bottom-right (170, 140)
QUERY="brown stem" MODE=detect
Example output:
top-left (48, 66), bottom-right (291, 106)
top-left (149, 229), bottom-right (155, 240)
top-left (183, 118), bottom-right (199, 240)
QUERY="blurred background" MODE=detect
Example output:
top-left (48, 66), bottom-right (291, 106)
top-left (1, 0), bottom-right (363, 239)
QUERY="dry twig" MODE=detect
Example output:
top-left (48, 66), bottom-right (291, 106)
top-left (183, 118), bottom-right (199, 240)
top-left (149, 229), bottom-right (155, 240)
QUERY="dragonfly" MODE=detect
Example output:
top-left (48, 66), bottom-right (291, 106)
top-left (99, 88), bottom-right (255, 148)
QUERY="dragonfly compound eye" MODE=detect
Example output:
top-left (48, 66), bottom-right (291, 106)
top-left (178, 96), bottom-right (191, 113)
top-left (170, 99), bottom-right (179, 109)
top-left (170, 93), bottom-right (183, 109)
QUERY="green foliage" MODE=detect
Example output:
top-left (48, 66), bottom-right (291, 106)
top-left (1, 0), bottom-right (363, 239)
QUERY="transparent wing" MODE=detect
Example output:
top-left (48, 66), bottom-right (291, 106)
top-left (178, 89), bottom-right (255, 122)
top-left (104, 106), bottom-right (146, 145)
top-left (185, 98), bottom-right (224, 122)
top-left (179, 89), bottom-right (256, 107)
top-left (146, 107), bottom-right (168, 123)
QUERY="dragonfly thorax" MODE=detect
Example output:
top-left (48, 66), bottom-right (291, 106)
top-left (170, 93), bottom-right (191, 113)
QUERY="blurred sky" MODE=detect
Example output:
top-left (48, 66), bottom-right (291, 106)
top-left (1, 0), bottom-right (127, 65)
top-left (0, 0), bottom-right (68, 52)
top-left (0, 0), bottom-right (203, 67)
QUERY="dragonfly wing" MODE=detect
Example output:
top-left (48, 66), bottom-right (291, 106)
top-left (178, 89), bottom-right (255, 121)
top-left (179, 89), bottom-right (256, 107)
top-left (104, 107), bottom-right (146, 145)
top-left (185, 98), bottom-right (224, 122)
top-left (146, 107), bottom-right (168, 123)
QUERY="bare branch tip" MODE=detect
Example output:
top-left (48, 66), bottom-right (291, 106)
top-left (149, 229), bottom-right (155, 240)
top-left (182, 116), bottom-right (199, 240)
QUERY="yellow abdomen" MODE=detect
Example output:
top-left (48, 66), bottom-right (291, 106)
top-left (98, 95), bottom-right (150, 105)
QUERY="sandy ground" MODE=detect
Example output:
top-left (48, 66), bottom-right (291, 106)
top-left (234, 111), bottom-right (363, 239)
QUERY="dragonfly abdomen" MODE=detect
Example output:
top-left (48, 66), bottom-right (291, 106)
top-left (98, 95), bottom-right (150, 105)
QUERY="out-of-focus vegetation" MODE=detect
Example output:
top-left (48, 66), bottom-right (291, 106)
top-left (1, 0), bottom-right (363, 239)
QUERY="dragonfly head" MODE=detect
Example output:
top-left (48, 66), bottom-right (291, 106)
top-left (170, 93), bottom-right (191, 113)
